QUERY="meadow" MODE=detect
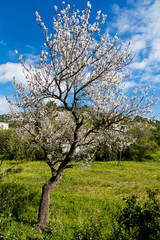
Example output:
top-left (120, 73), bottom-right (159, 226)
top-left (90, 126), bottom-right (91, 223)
top-left (0, 160), bottom-right (160, 239)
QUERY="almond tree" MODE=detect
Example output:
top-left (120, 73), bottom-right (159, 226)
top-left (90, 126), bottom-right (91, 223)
top-left (8, 2), bottom-right (157, 230)
top-left (101, 124), bottom-right (137, 164)
top-left (115, 128), bottom-right (137, 165)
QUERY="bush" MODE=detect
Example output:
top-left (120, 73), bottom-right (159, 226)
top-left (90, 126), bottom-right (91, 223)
top-left (0, 128), bottom-right (45, 161)
top-left (94, 145), bottom-right (117, 162)
top-left (113, 189), bottom-right (160, 240)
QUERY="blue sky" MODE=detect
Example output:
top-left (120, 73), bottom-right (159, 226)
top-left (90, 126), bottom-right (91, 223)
top-left (0, 0), bottom-right (160, 114)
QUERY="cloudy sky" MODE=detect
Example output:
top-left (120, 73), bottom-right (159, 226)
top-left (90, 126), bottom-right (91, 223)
top-left (0, 0), bottom-right (160, 114)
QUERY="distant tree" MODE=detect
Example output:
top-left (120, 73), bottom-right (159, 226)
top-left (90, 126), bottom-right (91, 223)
top-left (151, 121), bottom-right (160, 146)
top-left (0, 129), bottom-right (24, 161)
top-left (124, 121), bottom-right (158, 161)
top-left (0, 114), bottom-right (10, 123)
top-left (94, 124), bottom-right (137, 163)
top-left (108, 125), bottom-right (137, 164)
top-left (0, 129), bottom-right (16, 161)
top-left (8, 2), bottom-right (157, 230)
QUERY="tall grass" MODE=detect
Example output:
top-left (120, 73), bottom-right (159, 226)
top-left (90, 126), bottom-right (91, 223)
top-left (0, 160), bottom-right (160, 239)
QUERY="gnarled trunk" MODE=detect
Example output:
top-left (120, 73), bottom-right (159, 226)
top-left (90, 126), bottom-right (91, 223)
top-left (37, 183), bottom-right (50, 230)
top-left (35, 174), bottom-right (61, 231)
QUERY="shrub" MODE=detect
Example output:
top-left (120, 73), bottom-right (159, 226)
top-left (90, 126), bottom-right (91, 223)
top-left (94, 145), bottom-right (117, 162)
top-left (113, 189), bottom-right (160, 240)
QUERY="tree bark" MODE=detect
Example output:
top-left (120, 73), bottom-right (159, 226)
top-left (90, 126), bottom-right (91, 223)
top-left (118, 151), bottom-right (122, 165)
top-left (37, 183), bottom-right (50, 230)
top-left (35, 174), bottom-right (61, 231)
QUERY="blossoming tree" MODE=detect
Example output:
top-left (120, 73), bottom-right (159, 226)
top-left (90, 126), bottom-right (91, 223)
top-left (8, 2), bottom-right (157, 230)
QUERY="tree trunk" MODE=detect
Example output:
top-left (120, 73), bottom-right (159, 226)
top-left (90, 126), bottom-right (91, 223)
top-left (35, 175), bottom-right (61, 231)
top-left (35, 119), bottom-right (81, 231)
top-left (118, 151), bottom-right (122, 165)
top-left (36, 183), bottom-right (50, 230)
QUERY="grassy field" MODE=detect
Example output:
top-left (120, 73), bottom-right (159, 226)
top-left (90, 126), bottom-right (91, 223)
top-left (0, 160), bottom-right (160, 239)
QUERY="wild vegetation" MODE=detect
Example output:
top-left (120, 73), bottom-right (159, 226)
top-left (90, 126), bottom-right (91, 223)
top-left (0, 161), bottom-right (160, 239)
top-left (0, 115), bottom-right (160, 239)
top-left (1, 117), bottom-right (160, 163)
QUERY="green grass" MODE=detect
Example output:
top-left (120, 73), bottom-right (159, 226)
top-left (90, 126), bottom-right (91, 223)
top-left (0, 160), bottom-right (160, 239)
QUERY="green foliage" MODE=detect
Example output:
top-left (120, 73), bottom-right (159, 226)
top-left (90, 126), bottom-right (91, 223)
top-left (0, 129), bottom-right (26, 160)
top-left (0, 128), bottom-right (45, 161)
top-left (152, 122), bottom-right (160, 146)
top-left (123, 139), bottom-right (158, 162)
top-left (114, 189), bottom-right (160, 240)
top-left (0, 161), bottom-right (159, 239)
top-left (0, 129), bottom-right (14, 159)
top-left (123, 121), bottom-right (160, 162)
top-left (94, 120), bottom-right (160, 162)
top-left (1, 113), bottom-right (160, 163)
top-left (0, 114), bottom-right (10, 123)
top-left (94, 145), bottom-right (117, 162)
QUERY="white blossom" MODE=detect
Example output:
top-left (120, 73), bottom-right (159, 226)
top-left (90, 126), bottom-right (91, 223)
top-left (8, 2), bottom-right (158, 177)
top-left (87, 2), bottom-right (91, 9)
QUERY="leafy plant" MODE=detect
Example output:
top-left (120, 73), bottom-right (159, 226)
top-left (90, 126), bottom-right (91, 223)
top-left (114, 189), bottom-right (160, 240)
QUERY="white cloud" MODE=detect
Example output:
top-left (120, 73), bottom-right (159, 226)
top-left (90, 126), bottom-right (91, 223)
top-left (26, 45), bottom-right (37, 51)
top-left (24, 53), bottom-right (39, 65)
top-left (0, 96), bottom-right (9, 114)
top-left (130, 59), bottom-right (148, 70)
top-left (112, 3), bottom-right (120, 15)
top-left (149, 38), bottom-right (160, 61)
top-left (110, 0), bottom-right (160, 84)
top-left (0, 53), bottom-right (39, 114)
top-left (0, 53), bottom-right (39, 84)
top-left (152, 74), bottom-right (160, 83)
top-left (130, 35), bottom-right (146, 53)
top-left (127, 0), bottom-right (135, 4)
top-left (123, 80), bottom-right (136, 89)
top-left (0, 62), bottom-right (26, 84)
